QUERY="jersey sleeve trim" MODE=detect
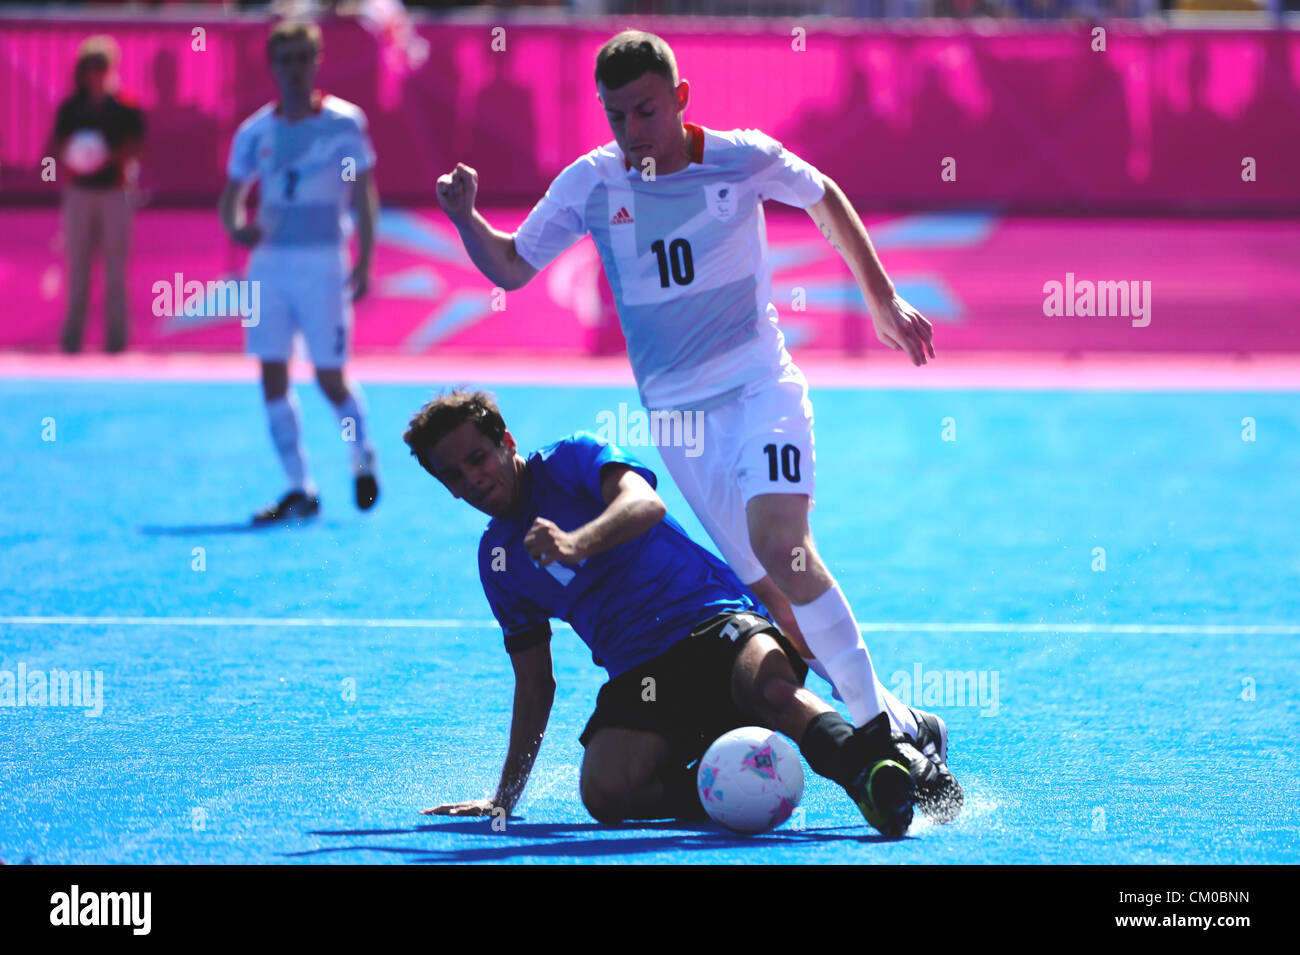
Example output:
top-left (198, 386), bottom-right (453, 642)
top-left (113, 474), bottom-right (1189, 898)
top-left (503, 622), bottom-right (553, 654)
top-left (745, 128), bottom-right (827, 209)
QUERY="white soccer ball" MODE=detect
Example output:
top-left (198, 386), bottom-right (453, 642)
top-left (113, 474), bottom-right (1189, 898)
top-left (62, 129), bottom-right (109, 176)
top-left (697, 726), bottom-right (804, 834)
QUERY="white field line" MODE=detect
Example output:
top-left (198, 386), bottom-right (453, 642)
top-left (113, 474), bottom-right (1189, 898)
top-left (0, 615), bottom-right (1297, 635)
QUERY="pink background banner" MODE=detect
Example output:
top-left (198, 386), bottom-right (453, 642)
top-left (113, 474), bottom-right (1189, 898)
top-left (2, 206), bottom-right (1297, 355)
top-left (2, 16), bottom-right (1299, 212)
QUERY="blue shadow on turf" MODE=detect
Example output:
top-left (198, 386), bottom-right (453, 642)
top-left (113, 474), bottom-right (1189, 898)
top-left (286, 820), bottom-right (900, 863)
top-left (138, 519), bottom-right (336, 535)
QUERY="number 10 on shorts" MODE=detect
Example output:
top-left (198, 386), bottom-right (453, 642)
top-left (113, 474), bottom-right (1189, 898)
top-left (763, 443), bottom-right (801, 483)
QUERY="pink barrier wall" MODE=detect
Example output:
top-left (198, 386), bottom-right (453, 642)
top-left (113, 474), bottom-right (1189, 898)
top-left (3, 206), bottom-right (1298, 354)
top-left (2, 16), bottom-right (1299, 212)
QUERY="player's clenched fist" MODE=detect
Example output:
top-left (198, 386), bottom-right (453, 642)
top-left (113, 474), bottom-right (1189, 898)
top-left (436, 162), bottom-right (479, 224)
top-left (525, 517), bottom-right (584, 567)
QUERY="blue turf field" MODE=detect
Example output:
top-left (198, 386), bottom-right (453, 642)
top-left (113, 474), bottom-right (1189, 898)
top-left (2, 378), bottom-right (1298, 864)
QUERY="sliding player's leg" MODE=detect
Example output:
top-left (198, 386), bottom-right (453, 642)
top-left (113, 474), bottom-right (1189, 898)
top-left (579, 727), bottom-right (693, 823)
top-left (726, 622), bottom-right (916, 837)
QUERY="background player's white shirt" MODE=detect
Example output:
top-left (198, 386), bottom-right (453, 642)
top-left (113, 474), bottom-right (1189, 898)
top-left (226, 93), bottom-right (376, 253)
top-left (513, 125), bottom-right (826, 410)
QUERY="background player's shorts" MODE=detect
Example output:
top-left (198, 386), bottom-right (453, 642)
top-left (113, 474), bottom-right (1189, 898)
top-left (578, 610), bottom-right (809, 765)
top-left (654, 361), bottom-right (816, 584)
top-left (245, 247), bottom-right (353, 369)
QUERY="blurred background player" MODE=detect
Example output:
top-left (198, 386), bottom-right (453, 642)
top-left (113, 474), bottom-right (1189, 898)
top-left (435, 31), bottom-right (938, 747)
top-left (219, 19), bottom-right (380, 524)
top-left (47, 34), bottom-right (145, 355)
top-left (402, 389), bottom-right (962, 834)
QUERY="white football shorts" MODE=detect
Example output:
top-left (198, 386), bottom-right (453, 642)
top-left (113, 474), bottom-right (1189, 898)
top-left (244, 246), bottom-right (353, 370)
top-left (653, 361), bottom-right (816, 585)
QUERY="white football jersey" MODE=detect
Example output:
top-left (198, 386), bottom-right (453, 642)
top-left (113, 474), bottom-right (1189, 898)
top-left (227, 92), bottom-right (376, 250)
top-left (513, 123), bottom-right (826, 410)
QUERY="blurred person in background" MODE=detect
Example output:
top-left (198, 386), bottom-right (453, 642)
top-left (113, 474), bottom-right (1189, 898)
top-left (47, 35), bottom-right (145, 355)
top-left (219, 20), bottom-right (381, 524)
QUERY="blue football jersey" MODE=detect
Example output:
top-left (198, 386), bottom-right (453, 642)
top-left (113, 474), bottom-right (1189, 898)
top-left (477, 432), bottom-right (756, 676)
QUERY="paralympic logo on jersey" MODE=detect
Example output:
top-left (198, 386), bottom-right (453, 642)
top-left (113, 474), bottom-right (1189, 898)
top-left (150, 272), bottom-right (261, 327)
top-left (704, 183), bottom-right (735, 221)
top-left (594, 402), bottom-right (705, 458)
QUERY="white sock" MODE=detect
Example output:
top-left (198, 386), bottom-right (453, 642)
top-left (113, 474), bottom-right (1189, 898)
top-left (876, 681), bottom-right (919, 739)
top-left (791, 585), bottom-right (884, 727)
top-left (332, 388), bottom-right (375, 474)
top-left (803, 657), bottom-right (843, 702)
top-left (266, 394), bottom-right (314, 494)
top-left (808, 654), bottom-right (919, 736)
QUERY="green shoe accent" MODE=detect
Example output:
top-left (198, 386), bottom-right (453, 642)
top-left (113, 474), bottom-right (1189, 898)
top-left (853, 759), bottom-right (914, 839)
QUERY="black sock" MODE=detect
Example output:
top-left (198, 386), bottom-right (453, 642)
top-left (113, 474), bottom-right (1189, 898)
top-left (800, 711), bottom-right (858, 786)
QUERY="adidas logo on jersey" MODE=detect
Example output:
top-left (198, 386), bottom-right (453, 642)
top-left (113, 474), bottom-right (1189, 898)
top-left (610, 206), bottom-right (634, 226)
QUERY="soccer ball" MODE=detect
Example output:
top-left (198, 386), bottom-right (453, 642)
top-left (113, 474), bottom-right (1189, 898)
top-left (62, 129), bottom-right (109, 176)
top-left (697, 726), bottom-right (804, 834)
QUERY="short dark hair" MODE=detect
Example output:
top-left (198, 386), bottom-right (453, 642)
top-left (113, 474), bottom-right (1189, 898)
top-left (73, 35), bottom-right (119, 92)
top-left (594, 30), bottom-right (679, 91)
top-left (403, 388), bottom-right (507, 479)
top-left (267, 20), bottom-right (323, 61)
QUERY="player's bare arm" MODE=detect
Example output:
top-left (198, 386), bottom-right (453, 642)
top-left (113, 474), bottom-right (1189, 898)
top-left (349, 167), bottom-right (377, 301)
top-left (435, 162), bottom-right (538, 291)
top-left (422, 640), bottom-right (556, 816)
top-left (217, 178), bottom-right (261, 248)
top-left (807, 176), bottom-right (935, 367)
top-left (524, 464), bottom-right (667, 568)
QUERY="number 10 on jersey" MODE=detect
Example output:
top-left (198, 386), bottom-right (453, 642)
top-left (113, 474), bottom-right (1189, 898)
top-left (651, 238), bottom-right (694, 288)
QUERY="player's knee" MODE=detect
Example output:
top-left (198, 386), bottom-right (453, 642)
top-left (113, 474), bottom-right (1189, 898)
top-left (735, 638), bottom-right (801, 714)
top-left (580, 770), bottom-right (629, 824)
top-left (759, 674), bottom-right (799, 710)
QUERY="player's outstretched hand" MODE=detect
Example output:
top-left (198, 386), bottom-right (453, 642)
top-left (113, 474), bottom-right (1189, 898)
top-left (869, 294), bottom-right (935, 366)
top-left (421, 798), bottom-right (499, 816)
top-left (525, 517), bottom-right (584, 567)
top-left (436, 162), bottom-right (479, 225)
